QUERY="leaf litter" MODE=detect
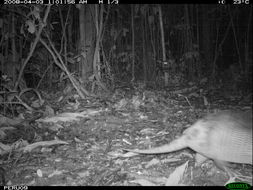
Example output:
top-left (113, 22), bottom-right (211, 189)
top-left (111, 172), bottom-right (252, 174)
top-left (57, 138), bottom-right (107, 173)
top-left (0, 83), bottom-right (252, 186)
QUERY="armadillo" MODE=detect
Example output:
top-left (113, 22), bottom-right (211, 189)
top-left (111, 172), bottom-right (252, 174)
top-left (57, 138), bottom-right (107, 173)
top-left (124, 111), bottom-right (252, 166)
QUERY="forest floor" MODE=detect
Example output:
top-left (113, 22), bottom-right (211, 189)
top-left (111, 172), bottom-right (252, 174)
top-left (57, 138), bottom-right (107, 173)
top-left (0, 82), bottom-right (252, 186)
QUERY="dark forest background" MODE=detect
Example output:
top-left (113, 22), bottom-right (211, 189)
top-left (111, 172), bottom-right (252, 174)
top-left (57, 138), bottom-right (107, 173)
top-left (0, 5), bottom-right (251, 95)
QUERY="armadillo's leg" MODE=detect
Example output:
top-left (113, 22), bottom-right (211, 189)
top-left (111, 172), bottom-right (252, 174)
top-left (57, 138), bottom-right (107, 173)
top-left (214, 160), bottom-right (241, 179)
top-left (214, 160), bottom-right (229, 171)
top-left (195, 153), bottom-right (208, 166)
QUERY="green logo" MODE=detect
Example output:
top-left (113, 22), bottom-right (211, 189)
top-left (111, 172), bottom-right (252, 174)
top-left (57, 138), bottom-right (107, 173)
top-left (225, 182), bottom-right (252, 190)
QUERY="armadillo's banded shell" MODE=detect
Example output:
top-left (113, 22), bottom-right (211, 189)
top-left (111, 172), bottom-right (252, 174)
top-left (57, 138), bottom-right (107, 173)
top-left (189, 111), bottom-right (252, 164)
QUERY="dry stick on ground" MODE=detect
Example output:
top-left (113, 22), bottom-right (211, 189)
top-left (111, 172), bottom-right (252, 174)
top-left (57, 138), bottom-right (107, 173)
top-left (0, 90), bottom-right (33, 111)
top-left (0, 99), bottom-right (32, 111)
top-left (14, 5), bottom-right (51, 91)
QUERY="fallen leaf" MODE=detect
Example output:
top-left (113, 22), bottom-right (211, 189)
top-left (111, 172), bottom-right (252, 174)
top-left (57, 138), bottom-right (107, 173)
top-left (165, 161), bottom-right (188, 186)
top-left (145, 158), bottom-right (160, 168)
